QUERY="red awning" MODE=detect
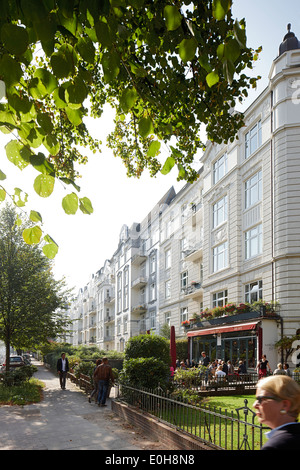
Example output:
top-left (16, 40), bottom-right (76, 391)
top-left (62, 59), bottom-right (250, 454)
top-left (187, 321), bottom-right (259, 337)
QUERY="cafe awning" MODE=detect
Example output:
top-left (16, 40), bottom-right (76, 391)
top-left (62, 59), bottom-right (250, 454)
top-left (187, 321), bottom-right (259, 338)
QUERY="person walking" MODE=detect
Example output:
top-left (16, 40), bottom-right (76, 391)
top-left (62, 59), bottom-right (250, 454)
top-left (93, 357), bottom-right (114, 407)
top-left (89, 359), bottom-right (102, 403)
top-left (253, 375), bottom-right (300, 450)
top-left (57, 352), bottom-right (69, 390)
top-left (257, 354), bottom-right (272, 379)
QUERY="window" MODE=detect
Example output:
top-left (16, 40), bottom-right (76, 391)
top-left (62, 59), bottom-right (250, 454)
top-left (245, 120), bottom-right (262, 158)
top-left (165, 280), bottom-right (171, 299)
top-left (213, 242), bottom-right (228, 272)
top-left (180, 271), bottom-right (188, 290)
top-left (150, 254), bottom-right (156, 273)
top-left (180, 238), bottom-right (188, 259)
top-left (245, 224), bottom-right (262, 259)
top-left (164, 312), bottom-right (171, 326)
top-left (213, 290), bottom-right (228, 308)
top-left (150, 310), bottom-right (156, 329)
top-left (213, 196), bottom-right (228, 228)
top-left (180, 307), bottom-right (188, 324)
top-left (213, 153), bottom-right (228, 184)
top-left (245, 171), bottom-right (262, 209)
top-left (245, 280), bottom-right (263, 303)
top-left (123, 315), bottom-right (128, 333)
top-left (150, 283), bottom-right (156, 301)
top-left (181, 203), bottom-right (188, 224)
top-left (165, 249), bottom-right (171, 269)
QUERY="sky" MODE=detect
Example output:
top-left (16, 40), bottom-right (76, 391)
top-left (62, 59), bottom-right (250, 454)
top-left (1, 1), bottom-right (300, 294)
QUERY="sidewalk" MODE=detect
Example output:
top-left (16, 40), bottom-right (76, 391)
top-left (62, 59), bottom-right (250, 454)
top-left (0, 359), bottom-right (166, 450)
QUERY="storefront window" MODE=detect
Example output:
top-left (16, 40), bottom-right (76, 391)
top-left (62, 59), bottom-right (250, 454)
top-left (191, 331), bottom-right (257, 369)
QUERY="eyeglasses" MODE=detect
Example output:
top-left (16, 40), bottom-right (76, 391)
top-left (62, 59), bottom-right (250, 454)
top-left (255, 396), bottom-right (280, 404)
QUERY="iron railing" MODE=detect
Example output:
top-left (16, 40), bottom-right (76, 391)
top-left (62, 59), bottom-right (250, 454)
top-left (116, 384), bottom-right (269, 450)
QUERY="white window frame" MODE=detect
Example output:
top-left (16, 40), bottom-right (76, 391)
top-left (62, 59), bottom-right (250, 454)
top-left (213, 195), bottom-right (228, 228)
top-left (180, 271), bottom-right (188, 290)
top-left (245, 170), bottom-right (262, 209)
top-left (180, 307), bottom-right (188, 324)
top-left (245, 280), bottom-right (263, 303)
top-left (213, 242), bottom-right (228, 272)
top-left (165, 280), bottom-right (171, 299)
top-left (165, 248), bottom-right (171, 269)
top-left (212, 290), bottom-right (228, 308)
top-left (213, 152), bottom-right (228, 184)
top-left (245, 224), bottom-right (262, 259)
top-left (245, 120), bottom-right (262, 159)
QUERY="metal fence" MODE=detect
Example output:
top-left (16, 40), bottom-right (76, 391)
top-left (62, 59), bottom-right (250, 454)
top-left (116, 383), bottom-right (269, 450)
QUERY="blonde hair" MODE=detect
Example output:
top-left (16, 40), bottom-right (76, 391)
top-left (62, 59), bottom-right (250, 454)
top-left (257, 375), bottom-right (300, 418)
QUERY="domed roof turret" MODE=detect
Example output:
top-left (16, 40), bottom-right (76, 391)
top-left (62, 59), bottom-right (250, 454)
top-left (279, 24), bottom-right (300, 56)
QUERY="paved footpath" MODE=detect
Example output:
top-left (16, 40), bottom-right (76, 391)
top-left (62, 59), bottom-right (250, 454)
top-left (0, 359), bottom-right (167, 451)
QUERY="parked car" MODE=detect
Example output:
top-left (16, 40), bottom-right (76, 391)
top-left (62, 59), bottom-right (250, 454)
top-left (22, 354), bottom-right (31, 364)
top-left (1, 355), bottom-right (25, 371)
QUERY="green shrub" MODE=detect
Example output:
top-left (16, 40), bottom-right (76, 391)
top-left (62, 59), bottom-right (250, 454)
top-left (124, 334), bottom-right (170, 363)
top-left (120, 357), bottom-right (169, 389)
top-left (73, 361), bottom-right (95, 381)
top-left (1, 365), bottom-right (38, 387)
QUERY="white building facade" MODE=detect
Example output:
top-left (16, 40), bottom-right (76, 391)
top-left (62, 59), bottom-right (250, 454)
top-left (66, 29), bottom-right (300, 370)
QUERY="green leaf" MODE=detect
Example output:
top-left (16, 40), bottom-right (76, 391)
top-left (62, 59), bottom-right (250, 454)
top-left (233, 20), bottom-right (247, 48)
top-left (13, 187), bottom-right (28, 207)
top-left (0, 55), bottom-right (23, 87)
top-left (33, 174), bottom-right (55, 198)
top-left (42, 241), bottom-right (58, 259)
top-left (34, 68), bottom-right (58, 94)
top-left (138, 117), bottom-right (154, 139)
top-left (76, 36), bottom-right (95, 63)
top-left (178, 38), bottom-right (198, 63)
top-left (65, 80), bottom-right (88, 108)
top-left (50, 44), bottom-right (76, 79)
top-left (1, 23), bottom-right (29, 55)
top-left (147, 140), bottom-right (161, 158)
top-left (0, 188), bottom-right (6, 202)
top-left (22, 226), bottom-right (43, 245)
top-left (199, 55), bottom-right (212, 73)
top-left (65, 107), bottom-right (82, 126)
top-left (95, 21), bottom-right (112, 48)
top-left (206, 71), bottom-right (219, 88)
top-left (29, 210), bottom-right (43, 223)
top-left (102, 51), bottom-right (120, 82)
top-left (5, 140), bottom-right (31, 170)
top-left (43, 134), bottom-right (60, 156)
top-left (120, 88), bottom-right (138, 113)
top-left (79, 197), bottom-right (93, 214)
top-left (30, 152), bottom-right (55, 175)
top-left (62, 192), bottom-right (78, 214)
top-left (37, 113), bottom-right (53, 133)
top-left (161, 156), bottom-right (175, 175)
top-left (0, 169), bottom-right (6, 180)
top-left (223, 59), bottom-right (235, 84)
top-left (164, 5), bottom-right (182, 31)
top-left (212, 0), bottom-right (231, 21)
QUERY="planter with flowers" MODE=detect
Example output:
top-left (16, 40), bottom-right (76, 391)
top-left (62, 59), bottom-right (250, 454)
top-left (182, 301), bottom-right (280, 330)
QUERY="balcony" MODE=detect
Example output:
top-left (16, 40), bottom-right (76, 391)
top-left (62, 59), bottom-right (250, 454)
top-left (131, 250), bottom-right (147, 266)
top-left (183, 243), bottom-right (203, 262)
top-left (183, 282), bottom-right (203, 299)
top-left (131, 304), bottom-right (147, 314)
top-left (131, 276), bottom-right (148, 288)
top-left (104, 295), bottom-right (115, 305)
top-left (104, 315), bottom-right (115, 323)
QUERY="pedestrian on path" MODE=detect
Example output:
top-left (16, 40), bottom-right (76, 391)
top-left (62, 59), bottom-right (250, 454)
top-left (257, 354), bottom-right (272, 379)
top-left (89, 359), bottom-right (102, 403)
top-left (56, 352), bottom-right (69, 390)
top-left (93, 357), bottom-right (114, 407)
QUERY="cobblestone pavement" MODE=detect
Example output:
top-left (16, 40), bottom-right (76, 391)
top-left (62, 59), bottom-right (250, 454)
top-left (0, 360), bottom-right (168, 451)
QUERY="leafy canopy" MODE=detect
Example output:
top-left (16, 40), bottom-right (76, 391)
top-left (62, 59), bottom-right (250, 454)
top-left (0, 0), bottom-right (260, 256)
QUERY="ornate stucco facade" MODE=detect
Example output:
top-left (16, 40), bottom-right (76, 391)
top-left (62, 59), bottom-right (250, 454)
top-left (66, 29), bottom-right (300, 370)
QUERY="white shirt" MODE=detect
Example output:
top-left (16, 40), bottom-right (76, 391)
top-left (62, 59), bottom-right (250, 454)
top-left (61, 358), bottom-right (66, 372)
